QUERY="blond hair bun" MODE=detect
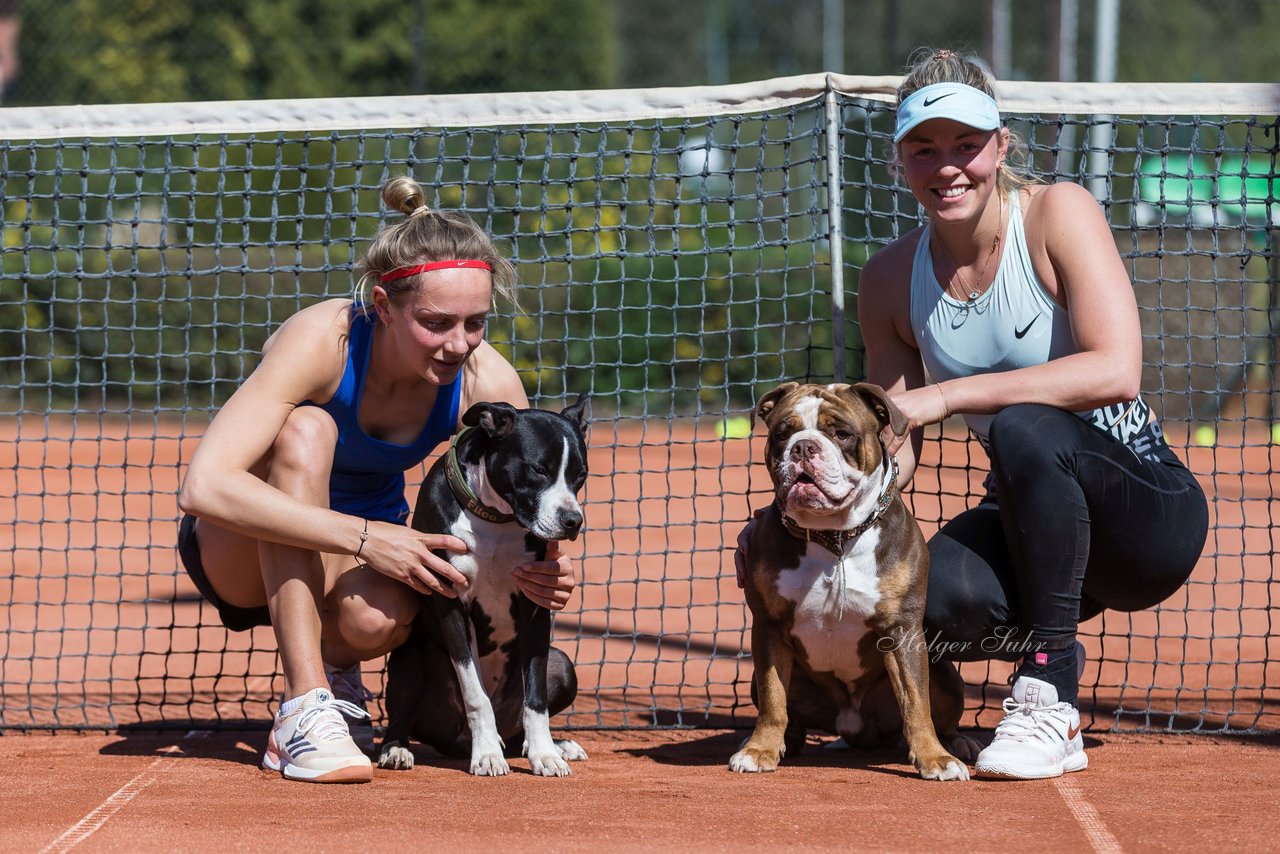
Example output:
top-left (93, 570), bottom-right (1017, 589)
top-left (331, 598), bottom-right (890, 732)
top-left (381, 175), bottom-right (429, 218)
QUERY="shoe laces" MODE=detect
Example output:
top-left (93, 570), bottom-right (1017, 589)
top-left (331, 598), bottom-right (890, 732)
top-left (993, 697), bottom-right (1074, 745)
top-left (327, 666), bottom-right (373, 705)
top-left (295, 697), bottom-right (370, 743)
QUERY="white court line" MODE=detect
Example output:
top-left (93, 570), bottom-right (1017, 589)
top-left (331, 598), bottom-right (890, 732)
top-left (1053, 776), bottom-right (1123, 854)
top-left (40, 731), bottom-right (207, 854)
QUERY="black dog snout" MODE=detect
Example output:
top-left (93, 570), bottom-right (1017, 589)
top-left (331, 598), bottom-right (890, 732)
top-left (558, 509), bottom-right (584, 540)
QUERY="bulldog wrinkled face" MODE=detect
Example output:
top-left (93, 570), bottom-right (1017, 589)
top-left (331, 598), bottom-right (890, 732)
top-left (763, 385), bottom-right (886, 523)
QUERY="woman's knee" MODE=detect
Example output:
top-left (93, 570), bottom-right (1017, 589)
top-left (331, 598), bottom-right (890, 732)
top-left (987, 404), bottom-right (1081, 481)
top-left (329, 570), bottom-right (418, 654)
top-left (989, 403), bottom-right (1070, 453)
top-left (269, 406), bottom-right (338, 486)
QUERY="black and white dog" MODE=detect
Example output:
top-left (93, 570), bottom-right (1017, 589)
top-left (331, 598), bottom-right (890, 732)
top-left (377, 394), bottom-right (590, 777)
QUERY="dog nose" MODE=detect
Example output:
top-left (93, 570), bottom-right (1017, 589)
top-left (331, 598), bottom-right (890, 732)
top-left (790, 438), bottom-right (822, 461)
top-left (558, 509), bottom-right (583, 540)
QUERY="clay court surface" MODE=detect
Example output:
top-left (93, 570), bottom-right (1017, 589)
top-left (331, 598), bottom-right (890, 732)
top-left (3, 415), bottom-right (1279, 851)
top-left (3, 728), bottom-right (1279, 853)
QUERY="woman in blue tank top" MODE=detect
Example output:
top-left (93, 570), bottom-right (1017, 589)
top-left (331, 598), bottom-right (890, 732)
top-left (855, 50), bottom-right (1207, 779)
top-left (176, 177), bottom-right (578, 783)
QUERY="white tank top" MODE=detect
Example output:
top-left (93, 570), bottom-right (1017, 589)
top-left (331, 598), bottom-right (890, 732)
top-left (909, 191), bottom-right (1156, 451)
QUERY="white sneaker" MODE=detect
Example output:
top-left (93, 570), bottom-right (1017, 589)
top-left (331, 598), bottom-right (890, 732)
top-left (975, 675), bottom-right (1088, 780)
top-left (262, 687), bottom-right (374, 783)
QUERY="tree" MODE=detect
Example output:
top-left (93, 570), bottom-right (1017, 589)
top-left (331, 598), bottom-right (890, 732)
top-left (6, 0), bottom-right (615, 106)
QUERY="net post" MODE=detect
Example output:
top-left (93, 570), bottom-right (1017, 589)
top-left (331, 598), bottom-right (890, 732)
top-left (824, 77), bottom-right (847, 383)
top-left (1086, 0), bottom-right (1119, 201)
top-left (1269, 228), bottom-right (1280, 430)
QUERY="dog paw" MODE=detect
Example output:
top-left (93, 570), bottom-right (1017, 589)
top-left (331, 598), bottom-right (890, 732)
top-left (728, 747), bottom-right (780, 773)
top-left (555, 738), bottom-right (588, 761)
top-left (736, 734), bottom-right (786, 758)
top-left (470, 751), bottom-right (510, 777)
top-left (915, 753), bottom-right (970, 782)
top-left (946, 732), bottom-right (984, 764)
top-left (529, 751), bottom-right (572, 777)
top-left (377, 743), bottom-right (415, 771)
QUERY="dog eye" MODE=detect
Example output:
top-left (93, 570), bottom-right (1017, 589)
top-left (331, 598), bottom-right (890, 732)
top-left (531, 465), bottom-right (550, 479)
top-left (834, 429), bottom-right (852, 442)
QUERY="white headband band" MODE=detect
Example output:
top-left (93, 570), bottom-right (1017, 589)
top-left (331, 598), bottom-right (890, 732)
top-left (894, 82), bottom-right (1001, 143)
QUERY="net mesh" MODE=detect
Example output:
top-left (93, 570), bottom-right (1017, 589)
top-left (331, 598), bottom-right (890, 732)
top-left (2, 76), bottom-right (1277, 734)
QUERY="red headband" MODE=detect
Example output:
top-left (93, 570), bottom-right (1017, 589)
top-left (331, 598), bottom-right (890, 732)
top-left (379, 259), bottom-right (494, 284)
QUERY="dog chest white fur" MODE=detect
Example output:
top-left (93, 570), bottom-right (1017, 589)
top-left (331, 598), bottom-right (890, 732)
top-left (447, 511), bottom-right (530, 691)
top-left (777, 527), bottom-right (882, 684)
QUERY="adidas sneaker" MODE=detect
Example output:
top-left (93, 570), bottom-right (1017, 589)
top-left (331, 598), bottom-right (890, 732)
top-left (975, 675), bottom-right (1088, 780)
top-left (262, 687), bottom-right (373, 783)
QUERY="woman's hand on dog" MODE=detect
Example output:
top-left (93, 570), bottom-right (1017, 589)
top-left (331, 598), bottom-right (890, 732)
top-left (512, 541), bottom-right (577, 611)
top-left (362, 520), bottom-right (470, 598)
top-left (881, 384), bottom-right (949, 455)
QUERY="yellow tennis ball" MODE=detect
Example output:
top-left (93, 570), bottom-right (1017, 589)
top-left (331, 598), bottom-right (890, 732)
top-left (1271, 423), bottom-right (1280, 446)
top-left (1192, 425), bottom-right (1217, 447)
top-left (717, 416), bottom-right (754, 439)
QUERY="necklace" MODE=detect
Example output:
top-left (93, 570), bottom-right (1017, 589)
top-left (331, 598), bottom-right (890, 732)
top-left (934, 195), bottom-right (1004, 303)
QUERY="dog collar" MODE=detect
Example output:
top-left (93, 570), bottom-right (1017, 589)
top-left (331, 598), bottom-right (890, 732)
top-left (445, 427), bottom-right (517, 524)
top-left (778, 456), bottom-right (900, 556)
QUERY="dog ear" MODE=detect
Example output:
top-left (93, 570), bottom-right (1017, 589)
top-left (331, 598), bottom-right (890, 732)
top-left (462, 401), bottom-right (517, 439)
top-left (754, 382), bottom-right (799, 425)
top-left (852, 382), bottom-right (908, 438)
top-left (560, 392), bottom-right (589, 434)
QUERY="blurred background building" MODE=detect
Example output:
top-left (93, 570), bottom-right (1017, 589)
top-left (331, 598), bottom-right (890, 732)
top-left (1, 0), bottom-right (1277, 107)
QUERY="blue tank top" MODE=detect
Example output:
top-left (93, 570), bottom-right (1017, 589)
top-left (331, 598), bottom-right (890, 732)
top-left (308, 308), bottom-right (462, 524)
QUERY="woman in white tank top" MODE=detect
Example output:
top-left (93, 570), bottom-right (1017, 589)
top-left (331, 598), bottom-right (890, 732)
top-left (857, 49), bottom-right (1207, 780)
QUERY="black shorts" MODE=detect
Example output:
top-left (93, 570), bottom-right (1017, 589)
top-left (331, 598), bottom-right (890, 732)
top-left (177, 513), bottom-right (272, 632)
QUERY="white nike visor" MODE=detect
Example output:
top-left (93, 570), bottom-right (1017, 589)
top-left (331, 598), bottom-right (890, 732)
top-left (894, 82), bottom-right (1001, 143)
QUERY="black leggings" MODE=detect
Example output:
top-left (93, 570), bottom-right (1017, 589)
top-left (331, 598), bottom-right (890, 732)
top-left (923, 404), bottom-right (1208, 661)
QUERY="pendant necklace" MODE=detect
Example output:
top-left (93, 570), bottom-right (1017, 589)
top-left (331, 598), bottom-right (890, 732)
top-left (935, 195), bottom-right (1004, 308)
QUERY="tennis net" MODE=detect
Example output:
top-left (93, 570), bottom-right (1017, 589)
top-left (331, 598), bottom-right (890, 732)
top-left (2, 75), bottom-right (1277, 733)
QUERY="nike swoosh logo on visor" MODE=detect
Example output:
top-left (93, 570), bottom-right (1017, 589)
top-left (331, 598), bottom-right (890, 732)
top-left (922, 93), bottom-right (954, 107)
top-left (1014, 315), bottom-right (1041, 339)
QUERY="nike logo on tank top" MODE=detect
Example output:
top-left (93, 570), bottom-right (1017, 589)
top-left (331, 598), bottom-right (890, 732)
top-left (909, 191), bottom-right (1158, 457)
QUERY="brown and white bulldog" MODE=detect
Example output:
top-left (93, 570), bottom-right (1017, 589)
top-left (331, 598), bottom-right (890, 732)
top-left (729, 381), bottom-right (972, 781)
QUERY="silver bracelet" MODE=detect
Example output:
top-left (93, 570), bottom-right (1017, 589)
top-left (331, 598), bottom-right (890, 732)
top-left (355, 518), bottom-right (369, 561)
